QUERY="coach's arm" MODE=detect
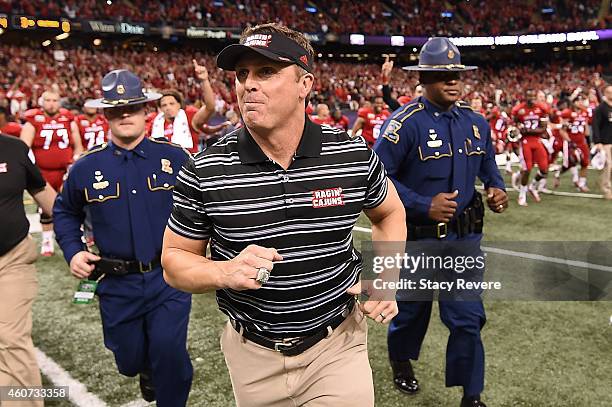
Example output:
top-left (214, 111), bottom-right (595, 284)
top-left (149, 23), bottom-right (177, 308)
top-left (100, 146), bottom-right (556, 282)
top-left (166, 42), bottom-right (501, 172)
top-left (346, 179), bottom-right (405, 323)
top-left (162, 231), bottom-right (283, 294)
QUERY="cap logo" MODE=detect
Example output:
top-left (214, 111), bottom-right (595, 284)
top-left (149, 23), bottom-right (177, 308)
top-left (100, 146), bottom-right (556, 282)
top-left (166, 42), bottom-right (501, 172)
top-left (300, 55), bottom-right (308, 65)
top-left (447, 50), bottom-right (455, 59)
top-left (243, 34), bottom-right (272, 48)
top-left (117, 84), bottom-right (125, 95)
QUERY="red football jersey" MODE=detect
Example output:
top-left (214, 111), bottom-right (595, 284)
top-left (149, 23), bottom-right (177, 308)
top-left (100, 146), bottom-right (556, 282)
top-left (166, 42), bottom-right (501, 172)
top-left (330, 115), bottom-right (350, 131)
top-left (511, 102), bottom-right (549, 137)
top-left (24, 108), bottom-right (75, 170)
top-left (488, 109), bottom-right (508, 142)
top-left (75, 113), bottom-right (109, 150)
top-left (1, 121), bottom-right (22, 137)
top-left (560, 108), bottom-right (589, 142)
top-left (587, 102), bottom-right (597, 125)
top-left (146, 105), bottom-right (199, 153)
top-left (549, 108), bottom-right (564, 139)
top-left (310, 115), bottom-right (334, 126)
top-left (358, 108), bottom-right (390, 146)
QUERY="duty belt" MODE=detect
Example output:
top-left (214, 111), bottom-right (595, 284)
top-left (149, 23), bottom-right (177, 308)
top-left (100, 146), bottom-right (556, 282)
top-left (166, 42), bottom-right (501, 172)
top-left (90, 255), bottom-right (161, 280)
top-left (230, 300), bottom-right (354, 357)
top-left (407, 192), bottom-right (485, 240)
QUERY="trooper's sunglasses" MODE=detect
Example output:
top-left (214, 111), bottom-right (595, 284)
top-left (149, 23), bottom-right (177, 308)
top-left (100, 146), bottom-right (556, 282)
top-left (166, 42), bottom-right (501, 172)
top-left (104, 103), bottom-right (145, 120)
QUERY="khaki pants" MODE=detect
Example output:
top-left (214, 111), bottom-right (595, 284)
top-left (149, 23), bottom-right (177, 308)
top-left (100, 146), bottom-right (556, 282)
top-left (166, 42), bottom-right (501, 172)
top-left (0, 236), bottom-right (43, 407)
top-left (220, 306), bottom-right (374, 407)
top-left (600, 144), bottom-right (612, 196)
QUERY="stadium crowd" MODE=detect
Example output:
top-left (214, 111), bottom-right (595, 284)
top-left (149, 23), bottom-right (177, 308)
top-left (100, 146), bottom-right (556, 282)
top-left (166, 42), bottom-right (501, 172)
top-left (1, 0), bottom-right (608, 35)
top-left (0, 44), bottom-right (605, 120)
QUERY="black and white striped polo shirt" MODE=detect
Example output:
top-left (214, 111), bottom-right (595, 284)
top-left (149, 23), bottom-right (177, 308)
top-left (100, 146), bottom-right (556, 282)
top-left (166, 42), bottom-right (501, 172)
top-left (168, 118), bottom-right (388, 336)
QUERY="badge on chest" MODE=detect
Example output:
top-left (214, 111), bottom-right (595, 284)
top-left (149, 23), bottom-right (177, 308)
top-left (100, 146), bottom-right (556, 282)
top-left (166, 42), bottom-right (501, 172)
top-left (427, 128), bottom-right (442, 148)
top-left (92, 170), bottom-right (109, 190)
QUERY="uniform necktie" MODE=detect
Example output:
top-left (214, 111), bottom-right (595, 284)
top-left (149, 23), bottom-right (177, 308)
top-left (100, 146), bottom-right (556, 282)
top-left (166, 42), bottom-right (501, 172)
top-left (124, 150), bottom-right (156, 264)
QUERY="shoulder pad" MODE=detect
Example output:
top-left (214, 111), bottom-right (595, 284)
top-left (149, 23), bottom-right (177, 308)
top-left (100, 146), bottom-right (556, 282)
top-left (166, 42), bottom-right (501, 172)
top-left (23, 109), bottom-right (40, 119)
top-left (149, 137), bottom-right (191, 156)
top-left (79, 142), bottom-right (108, 158)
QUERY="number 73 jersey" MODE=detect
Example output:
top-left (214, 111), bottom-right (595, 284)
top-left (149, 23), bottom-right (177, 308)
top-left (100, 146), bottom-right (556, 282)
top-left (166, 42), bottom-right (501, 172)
top-left (24, 108), bottom-right (75, 170)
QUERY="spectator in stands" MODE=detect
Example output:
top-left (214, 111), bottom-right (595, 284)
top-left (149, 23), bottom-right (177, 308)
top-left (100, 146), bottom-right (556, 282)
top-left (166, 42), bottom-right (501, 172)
top-left (147, 61), bottom-right (215, 153)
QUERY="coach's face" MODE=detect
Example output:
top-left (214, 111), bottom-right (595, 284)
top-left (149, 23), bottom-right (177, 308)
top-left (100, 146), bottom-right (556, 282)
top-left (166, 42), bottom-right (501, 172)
top-left (235, 54), bottom-right (313, 132)
top-left (419, 71), bottom-right (462, 109)
top-left (104, 104), bottom-right (147, 142)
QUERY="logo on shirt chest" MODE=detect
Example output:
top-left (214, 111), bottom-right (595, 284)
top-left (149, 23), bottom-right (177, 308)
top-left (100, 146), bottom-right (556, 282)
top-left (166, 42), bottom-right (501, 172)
top-left (311, 187), bottom-right (345, 208)
top-left (0, 163), bottom-right (7, 173)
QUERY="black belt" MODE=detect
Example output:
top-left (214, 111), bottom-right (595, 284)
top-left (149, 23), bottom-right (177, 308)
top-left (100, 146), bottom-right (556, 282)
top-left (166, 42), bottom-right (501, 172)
top-left (230, 301), bottom-right (354, 357)
top-left (407, 192), bottom-right (485, 240)
top-left (90, 255), bottom-right (161, 280)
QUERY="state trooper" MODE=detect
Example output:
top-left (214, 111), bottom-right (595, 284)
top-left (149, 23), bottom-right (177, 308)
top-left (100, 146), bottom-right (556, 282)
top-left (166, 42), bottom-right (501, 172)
top-left (53, 70), bottom-right (193, 406)
top-left (374, 38), bottom-right (508, 407)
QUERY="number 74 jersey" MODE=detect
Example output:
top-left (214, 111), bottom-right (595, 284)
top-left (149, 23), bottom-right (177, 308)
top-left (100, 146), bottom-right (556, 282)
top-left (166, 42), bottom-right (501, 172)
top-left (23, 108), bottom-right (76, 171)
top-left (75, 113), bottom-right (109, 150)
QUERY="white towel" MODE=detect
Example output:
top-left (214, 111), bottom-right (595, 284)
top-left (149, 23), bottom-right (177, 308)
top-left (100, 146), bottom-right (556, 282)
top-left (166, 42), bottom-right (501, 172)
top-left (151, 108), bottom-right (193, 149)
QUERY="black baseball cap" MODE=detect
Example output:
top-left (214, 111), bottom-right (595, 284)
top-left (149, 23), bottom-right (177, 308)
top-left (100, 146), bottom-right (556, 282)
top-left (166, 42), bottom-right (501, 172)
top-left (216, 32), bottom-right (313, 73)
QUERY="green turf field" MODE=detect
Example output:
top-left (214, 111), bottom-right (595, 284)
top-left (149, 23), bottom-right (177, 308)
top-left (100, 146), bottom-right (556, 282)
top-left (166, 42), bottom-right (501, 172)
top-left (30, 166), bottom-right (612, 406)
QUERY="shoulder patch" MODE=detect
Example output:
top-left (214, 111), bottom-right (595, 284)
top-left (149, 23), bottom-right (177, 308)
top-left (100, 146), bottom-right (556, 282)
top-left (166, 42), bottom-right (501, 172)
top-left (381, 120), bottom-right (402, 144)
top-left (79, 142), bottom-right (108, 158)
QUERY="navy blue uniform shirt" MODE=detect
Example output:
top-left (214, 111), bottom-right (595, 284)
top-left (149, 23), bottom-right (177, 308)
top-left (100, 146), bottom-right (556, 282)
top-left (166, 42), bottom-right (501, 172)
top-left (54, 137), bottom-right (189, 264)
top-left (374, 96), bottom-right (504, 225)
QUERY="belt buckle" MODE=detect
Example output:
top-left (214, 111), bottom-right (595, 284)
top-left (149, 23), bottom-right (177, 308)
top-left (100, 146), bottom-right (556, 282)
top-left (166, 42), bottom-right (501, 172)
top-left (139, 261), bottom-right (153, 273)
top-left (274, 338), bottom-right (300, 353)
top-left (436, 222), bottom-right (448, 239)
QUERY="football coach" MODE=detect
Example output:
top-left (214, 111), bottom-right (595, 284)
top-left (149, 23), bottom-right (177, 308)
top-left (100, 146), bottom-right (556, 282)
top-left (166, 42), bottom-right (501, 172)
top-left (162, 23), bottom-right (406, 407)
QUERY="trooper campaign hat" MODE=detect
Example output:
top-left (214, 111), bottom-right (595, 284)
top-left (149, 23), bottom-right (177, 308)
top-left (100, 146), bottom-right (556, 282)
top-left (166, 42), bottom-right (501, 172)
top-left (216, 32), bottom-right (314, 73)
top-left (85, 69), bottom-right (162, 109)
top-left (403, 37), bottom-right (477, 72)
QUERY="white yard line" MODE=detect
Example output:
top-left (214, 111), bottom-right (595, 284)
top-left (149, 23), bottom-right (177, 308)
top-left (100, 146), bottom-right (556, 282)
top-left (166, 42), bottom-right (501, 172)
top-left (119, 399), bottom-right (151, 407)
top-left (36, 347), bottom-right (149, 407)
top-left (352, 226), bottom-right (611, 273)
top-left (475, 184), bottom-right (604, 199)
top-left (35, 347), bottom-right (107, 407)
top-left (480, 245), bottom-right (612, 273)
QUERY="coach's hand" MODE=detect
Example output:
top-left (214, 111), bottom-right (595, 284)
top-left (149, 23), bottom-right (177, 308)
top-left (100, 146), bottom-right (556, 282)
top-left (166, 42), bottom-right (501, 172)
top-left (347, 281), bottom-right (398, 324)
top-left (486, 187), bottom-right (508, 213)
top-left (69, 251), bottom-right (100, 279)
top-left (429, 190), bottom-right (458, 222)
top-left (220, 244), bottom-right (283, 291)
